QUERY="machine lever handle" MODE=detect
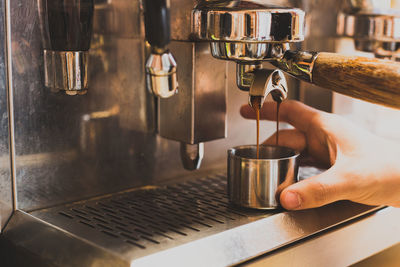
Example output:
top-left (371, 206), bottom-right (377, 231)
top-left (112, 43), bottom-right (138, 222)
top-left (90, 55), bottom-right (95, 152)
top-left (274, 51), bottom-right (400, 109)
top-left (313, 53), bottom-right (400, 109)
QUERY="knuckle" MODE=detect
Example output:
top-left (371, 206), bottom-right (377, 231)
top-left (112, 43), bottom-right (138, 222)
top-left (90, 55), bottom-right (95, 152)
top-left (308, 113), bottom-right (329, 132)
top-left (311, 111), bottom-right (337, 125)
top-left (310, 181), bottom-right (334, 205)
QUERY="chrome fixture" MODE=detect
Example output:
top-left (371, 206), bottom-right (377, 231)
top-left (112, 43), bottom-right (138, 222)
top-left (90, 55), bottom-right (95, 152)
top-left (144, 0), bottom-right (178, 98)
top-left (37, 0), bottom-right (94, 95)
top-left (143, 0), bottom-right (218, 170)
top-left (248, 69), bottom-right (288, 108)
top-left (192, 0), bottom-right (400, 109)
top-left (180, 142), bottom-right (204, 170)
top-left (341, 0), bottom-right (392, 13)
top-left (192, 1), bottom-right (304, 107)
top-left (158, 42), bottom-right (227, 170)
top-left (338, 0), bottom-right (400, 60)
top-left (144, 1), bottom-right (227, 171)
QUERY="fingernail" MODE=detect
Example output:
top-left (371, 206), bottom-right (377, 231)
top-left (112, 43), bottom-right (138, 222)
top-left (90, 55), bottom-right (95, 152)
top-left (283, 191), bottom-right (301, 210)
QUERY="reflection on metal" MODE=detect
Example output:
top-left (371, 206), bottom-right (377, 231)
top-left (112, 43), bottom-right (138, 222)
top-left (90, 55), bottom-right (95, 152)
top-left (180, 142), bottom-right (204, 170)
top-left (228, 146), bottom-right (299, 209)
top-left (248, 69), bottom-right (288, 109)
top-left (338, 2), bottom-right (400, 60)
top-left (84, 105), bottom-right (120, 120)
top-left (158, 41), bottom-right (227, 145)
top-left (158, 41), bottom-right (227, 169)
top-left (272, 50), bottom-right (319, 83)
top-left (192, 2), bottom-right (305, 43)
top-left (0, 151), bottom-right (77, 169)
top-left (210, 42), bottom-right (290, 63)
top-left (93, 0), bottom-right (141, 38)
top-left (80, 106), bottom-right (120, 155)
top-left (0, 0), bottom-right (12, 231)
top-left (236, 63), bottom-right (261, 91)
top-left (44, 50), bottom-right (89, 95)
top-left (192, 1), bottom-right (302, 63)
top-left (337, 13), bottom-right (400, 44)
top-left (243, 207), bottom-right (400, 266)
top-left (3, 173), bottom-right (382, 266)
top-left (342, 0), bottom-right (392, 14)
top-left (145, 51), bottom-right (178, 98)
top-left (191, 1), bottom-right (304, 96)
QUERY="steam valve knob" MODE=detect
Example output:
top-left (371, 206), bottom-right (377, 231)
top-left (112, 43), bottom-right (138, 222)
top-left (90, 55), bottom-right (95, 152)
top-left (144, 0), bottom-right (178, 98)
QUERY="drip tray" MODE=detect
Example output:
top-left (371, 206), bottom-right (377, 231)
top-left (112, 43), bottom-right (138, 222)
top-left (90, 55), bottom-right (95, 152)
top-left (6, 169), bottom-right (380, 267)
top-left (34, 174), bottom-right (266, 250)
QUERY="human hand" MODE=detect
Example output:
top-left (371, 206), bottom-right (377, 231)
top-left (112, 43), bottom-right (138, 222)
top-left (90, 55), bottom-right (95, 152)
top-left (240, 100), bottom-right (400, 210)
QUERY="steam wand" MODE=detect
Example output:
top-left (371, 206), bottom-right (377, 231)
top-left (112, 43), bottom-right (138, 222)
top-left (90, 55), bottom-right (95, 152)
top-left (144, 0), bottom-right (178, 98)
top-left (144, 0), bottom-right (203, 170)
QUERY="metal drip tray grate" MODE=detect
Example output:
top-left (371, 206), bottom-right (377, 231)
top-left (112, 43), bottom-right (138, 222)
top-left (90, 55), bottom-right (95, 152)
top-left (33, 173), bottom-right (261, 251)
top-left (23, 168), bottom-right (379, 266)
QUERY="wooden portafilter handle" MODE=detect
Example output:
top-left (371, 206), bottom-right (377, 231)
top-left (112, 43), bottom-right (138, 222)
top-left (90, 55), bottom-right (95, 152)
top-left (273, 51), bottom-right (400, 109)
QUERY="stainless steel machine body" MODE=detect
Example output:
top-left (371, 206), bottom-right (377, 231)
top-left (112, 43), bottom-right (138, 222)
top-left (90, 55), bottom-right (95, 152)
top-left (0, 0), bottom-right (12, 232)
top-left (1, 0), bottom-right (400, 266)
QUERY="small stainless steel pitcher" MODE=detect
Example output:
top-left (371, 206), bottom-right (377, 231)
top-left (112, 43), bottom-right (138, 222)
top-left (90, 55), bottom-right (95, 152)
top-left (228, 145), bottom-right (300, 210)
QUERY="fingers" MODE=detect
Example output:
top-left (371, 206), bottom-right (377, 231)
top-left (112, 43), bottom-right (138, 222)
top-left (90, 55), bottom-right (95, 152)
top-left (240, 100), bottom-right (324, 132)
top-left (263, 129), bottom-right (307, 152)
top-left (280, 167), bottom-right (350, 210)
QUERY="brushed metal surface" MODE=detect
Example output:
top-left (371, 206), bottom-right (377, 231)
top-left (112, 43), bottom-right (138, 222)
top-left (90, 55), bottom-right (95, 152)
top-left (0, 0), bottom-right (13, 232)
top-left (243, 207), bottom-right (400, 267)
top-left (298, 0), bottom-right (338, 112)
top-left (93, 0), bottom-right (141, 38)
top-left (10, 0), bottom-right (156, 210)
top-left (6, 0), bottom-right (317, 212)
top-left (158, 41), bottom-right (227, 144)
top-left (228, 145), bottom-right (299, 209)
top-left (8, 0), bottom-right (262, 212)
top-left (170, 0), bottom-right (196, 41)
top-left (2, 172), bottom-right (380, 267)
top-left (4, 210), bottom-right (128, 267)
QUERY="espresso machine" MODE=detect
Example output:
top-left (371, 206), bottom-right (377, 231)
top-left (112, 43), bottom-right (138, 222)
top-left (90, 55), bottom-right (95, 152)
top-left (1, 0), bottom-right (400, 266)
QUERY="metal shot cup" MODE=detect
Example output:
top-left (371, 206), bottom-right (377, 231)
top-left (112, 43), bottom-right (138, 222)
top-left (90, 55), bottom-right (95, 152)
top-left (228, 145), bottom-right (300, 210)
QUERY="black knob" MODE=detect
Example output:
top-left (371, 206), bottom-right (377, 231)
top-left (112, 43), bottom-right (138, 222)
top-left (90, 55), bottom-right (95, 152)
top-left (38, 0), bottom-right (94, 51)
top-left (144, 0), bottom-right (171, 52)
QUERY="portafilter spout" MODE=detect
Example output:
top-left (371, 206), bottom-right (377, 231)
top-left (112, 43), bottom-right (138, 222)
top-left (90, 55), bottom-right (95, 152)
top-left (248, 69), bottom-right (288, 109)
top-left (192, 0), bottom-right (400, 109)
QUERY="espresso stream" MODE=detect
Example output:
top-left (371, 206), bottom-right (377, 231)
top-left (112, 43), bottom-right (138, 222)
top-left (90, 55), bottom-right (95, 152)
top-left (251, 97), bottom-right (282, 159)
top-left (276, 100), bottom-right (281, 146)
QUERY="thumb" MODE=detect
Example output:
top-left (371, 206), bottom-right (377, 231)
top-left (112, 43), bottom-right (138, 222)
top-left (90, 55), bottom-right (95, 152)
top-left (280, 167), bottom-right (348, 210)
